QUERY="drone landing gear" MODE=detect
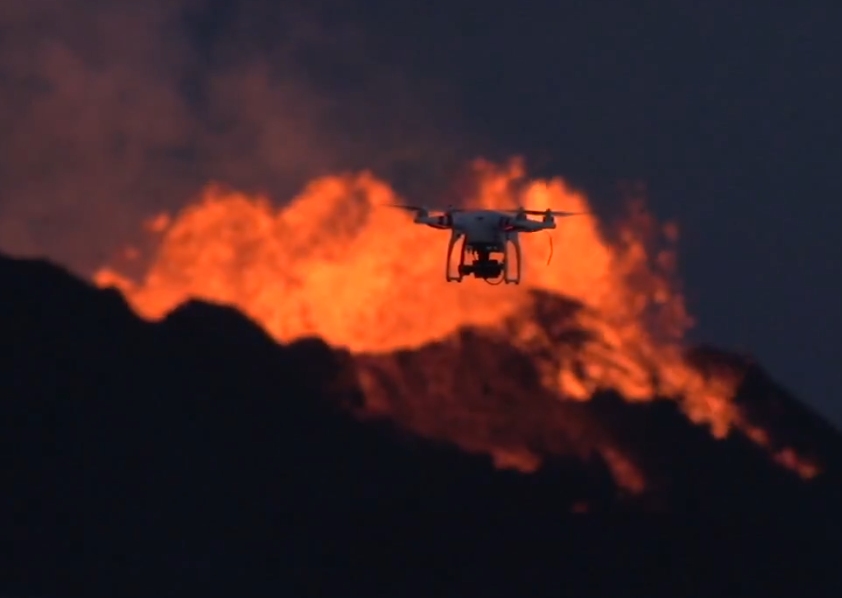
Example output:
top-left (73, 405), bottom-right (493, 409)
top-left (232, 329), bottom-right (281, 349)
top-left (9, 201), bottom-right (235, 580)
top-left (446, 233), bottom-right (521, 284)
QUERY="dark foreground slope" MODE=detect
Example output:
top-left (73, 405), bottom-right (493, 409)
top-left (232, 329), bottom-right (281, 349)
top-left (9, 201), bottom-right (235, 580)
top-left (1, 253), bottom-right (841, 597)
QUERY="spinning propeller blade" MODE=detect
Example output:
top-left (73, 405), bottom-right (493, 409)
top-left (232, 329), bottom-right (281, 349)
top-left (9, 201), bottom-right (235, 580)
top-left (384, 204), bottom-right (428, 212)
top-left (512, 208), bottom-right (588, 217)
top-left (384, 204), bottom-right (463, 214)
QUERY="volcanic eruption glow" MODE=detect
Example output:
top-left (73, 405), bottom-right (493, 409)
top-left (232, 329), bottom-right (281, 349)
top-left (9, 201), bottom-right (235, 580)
top-left (93, 158), bottom-right (819, 483)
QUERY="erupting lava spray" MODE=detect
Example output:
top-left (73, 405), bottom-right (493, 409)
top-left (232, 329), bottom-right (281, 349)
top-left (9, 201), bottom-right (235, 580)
top-left (93, 158), bottom-right (819, 485)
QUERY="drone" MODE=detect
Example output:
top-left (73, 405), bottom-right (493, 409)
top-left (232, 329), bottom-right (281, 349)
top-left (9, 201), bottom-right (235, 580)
top-left (387, 204), bottom-right (587, 284)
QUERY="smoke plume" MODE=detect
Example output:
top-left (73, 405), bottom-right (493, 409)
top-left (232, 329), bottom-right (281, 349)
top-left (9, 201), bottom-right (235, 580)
top-left (0, 0), bottom-right (472, 273)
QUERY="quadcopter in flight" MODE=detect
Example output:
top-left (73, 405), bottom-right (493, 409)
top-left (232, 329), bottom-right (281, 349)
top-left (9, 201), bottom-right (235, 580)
top-left (387, 204), bottom-right (587, 284)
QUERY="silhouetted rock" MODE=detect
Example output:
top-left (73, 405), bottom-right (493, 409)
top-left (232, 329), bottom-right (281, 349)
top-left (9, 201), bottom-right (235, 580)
top-left (1, 253), bottom-right (841, 597)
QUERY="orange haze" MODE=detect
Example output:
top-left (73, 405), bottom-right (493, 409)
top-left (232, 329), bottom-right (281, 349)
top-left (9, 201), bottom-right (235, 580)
top-left (93, 158), bottom-right (819, 481)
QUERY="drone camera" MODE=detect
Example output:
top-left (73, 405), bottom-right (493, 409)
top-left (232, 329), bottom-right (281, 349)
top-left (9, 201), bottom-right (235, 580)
top-left (459, 259), bottom-right (503, 279)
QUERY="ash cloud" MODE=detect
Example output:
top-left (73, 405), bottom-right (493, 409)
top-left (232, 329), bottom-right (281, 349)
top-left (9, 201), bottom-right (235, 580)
top-left (0, 0), bottom-right (473, 274)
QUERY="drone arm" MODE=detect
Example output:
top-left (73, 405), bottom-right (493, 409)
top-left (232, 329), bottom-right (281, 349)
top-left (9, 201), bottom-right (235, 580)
top-left (415, 213), bottom-right (453, 229)
top-left (512, 219), bottom-right (556, 233)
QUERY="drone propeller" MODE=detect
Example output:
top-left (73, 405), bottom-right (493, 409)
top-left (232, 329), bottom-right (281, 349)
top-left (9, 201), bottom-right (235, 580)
top-left (384, 203), bottom-right (427, 213)
top-left (508, 208), bottom-right (588, 217)
top-left (384, 204), bottom-right (462, 214)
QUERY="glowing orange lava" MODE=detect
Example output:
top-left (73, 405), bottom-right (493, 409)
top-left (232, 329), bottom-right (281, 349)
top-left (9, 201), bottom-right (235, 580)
top-left (93, 157), bottom-right (818, 481)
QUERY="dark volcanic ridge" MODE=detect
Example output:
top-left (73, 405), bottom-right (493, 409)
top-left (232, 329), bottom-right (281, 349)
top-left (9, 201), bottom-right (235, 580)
top-left (2, 252), bottom-right (841, 597)
top-left (354, 291), bottom-right (842, 495)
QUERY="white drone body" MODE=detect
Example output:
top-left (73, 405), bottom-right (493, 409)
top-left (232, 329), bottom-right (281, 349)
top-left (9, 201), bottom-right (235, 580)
top-left (388, 204), bottom-right (585, 285)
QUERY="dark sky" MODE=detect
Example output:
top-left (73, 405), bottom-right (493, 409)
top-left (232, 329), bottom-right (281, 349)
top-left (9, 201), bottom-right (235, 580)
top-left (1, 1), bottom-right (840, 424)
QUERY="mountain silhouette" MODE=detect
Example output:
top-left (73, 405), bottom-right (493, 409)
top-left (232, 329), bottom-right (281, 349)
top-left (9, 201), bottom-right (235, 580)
top-left (1, 252), bottom-right (841, 597)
